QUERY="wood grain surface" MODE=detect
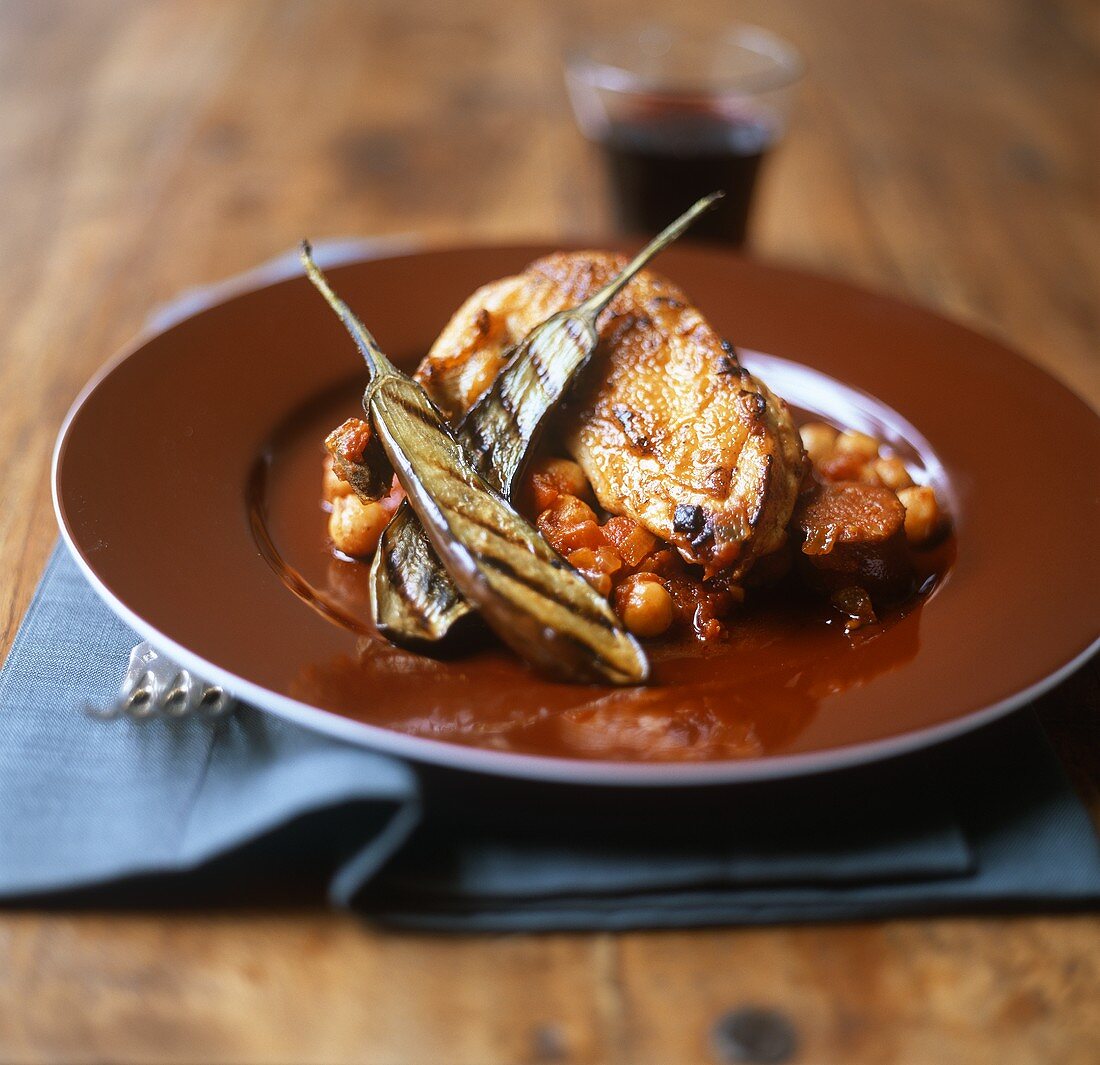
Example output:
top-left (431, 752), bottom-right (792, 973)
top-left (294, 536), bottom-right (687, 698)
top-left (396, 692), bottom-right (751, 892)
top-left (0, 1), bottom-right (1097, 1062)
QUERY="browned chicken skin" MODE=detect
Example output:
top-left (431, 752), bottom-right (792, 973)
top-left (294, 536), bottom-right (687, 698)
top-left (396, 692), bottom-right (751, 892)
top-left (417, 251), bottom-right (805, 581)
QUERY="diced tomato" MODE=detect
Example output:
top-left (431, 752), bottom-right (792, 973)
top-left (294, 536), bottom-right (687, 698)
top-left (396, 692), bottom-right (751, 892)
top-left (602, 515), bottom-right (657, 568)
top-left (567, 546), bottom-right (623, 597)
top-left (537, 494), bottom-right (605, 554)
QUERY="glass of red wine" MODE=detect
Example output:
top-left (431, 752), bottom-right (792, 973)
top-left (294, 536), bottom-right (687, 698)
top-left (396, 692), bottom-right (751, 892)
top-left (566, 24), bottom-right (802, 246)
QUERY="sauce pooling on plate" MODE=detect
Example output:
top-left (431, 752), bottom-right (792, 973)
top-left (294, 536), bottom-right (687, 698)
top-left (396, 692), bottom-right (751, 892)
top-left (250, 378), bottom-right (954, 763)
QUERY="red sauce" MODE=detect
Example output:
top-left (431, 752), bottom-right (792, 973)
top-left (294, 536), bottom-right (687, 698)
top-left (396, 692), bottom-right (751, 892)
top-left (249, 380), bottom-right (954, 763)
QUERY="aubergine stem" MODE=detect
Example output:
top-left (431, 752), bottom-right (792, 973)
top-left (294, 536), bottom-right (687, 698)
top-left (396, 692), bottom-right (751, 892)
top-left (371, 191), bottom-right (725, 645)
top-left (300, 243), bottom-right (650, 686)
top-left (574, 190), bottom-right (724, 318)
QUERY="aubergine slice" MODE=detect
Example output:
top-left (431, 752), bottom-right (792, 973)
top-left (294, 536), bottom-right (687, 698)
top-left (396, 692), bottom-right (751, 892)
top-left (301, 244), bottom-right (650, 686)
top-left (370, 192), bottom-right (723, 646)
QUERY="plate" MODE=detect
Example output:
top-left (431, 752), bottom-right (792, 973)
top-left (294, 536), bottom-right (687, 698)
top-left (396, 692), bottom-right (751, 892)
top-left (53, 244), bottom-right (1100, 784)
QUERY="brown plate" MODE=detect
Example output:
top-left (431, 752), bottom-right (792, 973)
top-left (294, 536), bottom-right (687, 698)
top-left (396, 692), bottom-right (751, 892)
top-left (53, 244), bottom-right (1100, 784)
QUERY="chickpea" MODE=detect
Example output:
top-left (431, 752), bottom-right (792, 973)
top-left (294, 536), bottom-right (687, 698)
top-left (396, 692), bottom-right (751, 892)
top-left (799, 422), bottom-right (839, 466)
top-left (870, 456), bottom-right (913, 492)
top-left (322, 458), bottom-right (354, 503)
top-left (536, 457), bottom-right (589, 498)
top-left (616, 574), bottom-right (674, 638)
top-left (834, 429), bottom-right (881, 462)
top-left (897, 485), bottom-right (940, 545)
top-left (819, 451), bottom-right (868, 483)
top-left (328, 494), bottom-right (392, 558)
top-left (526, 456), bottom-right (592, 511)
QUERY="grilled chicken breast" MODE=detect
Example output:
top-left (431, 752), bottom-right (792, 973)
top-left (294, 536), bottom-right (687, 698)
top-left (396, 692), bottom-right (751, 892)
top-left (417, 251), bottom-right (805, 580)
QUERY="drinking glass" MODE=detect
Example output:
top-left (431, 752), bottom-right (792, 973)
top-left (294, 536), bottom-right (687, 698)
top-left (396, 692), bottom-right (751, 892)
top-left (566, 24), bottom-right (803, 245)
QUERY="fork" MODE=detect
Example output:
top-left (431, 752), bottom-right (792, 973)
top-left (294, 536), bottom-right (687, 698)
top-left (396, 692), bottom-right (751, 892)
top-left (85, 640), bottom-right (235, 721)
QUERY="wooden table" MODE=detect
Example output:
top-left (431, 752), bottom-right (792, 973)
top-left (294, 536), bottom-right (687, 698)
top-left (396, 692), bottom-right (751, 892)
top-left (1, 1), bottom-right (1097, 1061)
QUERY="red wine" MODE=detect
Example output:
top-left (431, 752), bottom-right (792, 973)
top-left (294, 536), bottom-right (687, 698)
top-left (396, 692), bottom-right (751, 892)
top-left (599, 112), bottom-right (776, 245)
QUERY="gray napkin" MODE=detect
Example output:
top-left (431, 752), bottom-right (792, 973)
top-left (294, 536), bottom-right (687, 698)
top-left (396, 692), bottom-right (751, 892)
top-left (1, 543), bottom-right (1098, 931)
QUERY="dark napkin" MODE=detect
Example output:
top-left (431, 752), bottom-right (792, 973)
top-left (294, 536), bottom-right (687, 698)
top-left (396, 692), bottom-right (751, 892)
top-left (1, 543), bottom-right (1098, 930)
